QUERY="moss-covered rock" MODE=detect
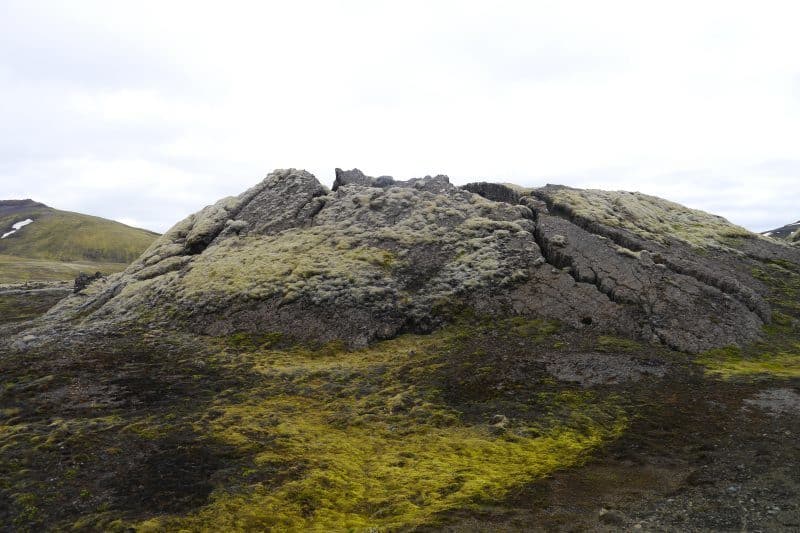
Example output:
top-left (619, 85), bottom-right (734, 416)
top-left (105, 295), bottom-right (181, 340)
top-left (534, 185), bottom-right (753, 249)
top-left (12, 170), bottom-right (800, 354)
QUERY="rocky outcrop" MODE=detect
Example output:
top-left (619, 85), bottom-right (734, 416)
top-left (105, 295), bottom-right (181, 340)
top-left (532, 210), bottom-right (764, 350)
top-left (73, 271), bottom-right (104, 293)
top-left (14, 170), bottom-right (800, 353)
top-left (460, 182), bottom-right (521, 205)
top-left (333, 168), bottom-right (453, 193)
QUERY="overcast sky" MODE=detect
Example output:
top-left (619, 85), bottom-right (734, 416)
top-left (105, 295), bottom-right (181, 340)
top-left (1, 1), bottom-right (799, 233)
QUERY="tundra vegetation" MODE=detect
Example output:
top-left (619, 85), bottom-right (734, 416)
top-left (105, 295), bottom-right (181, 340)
top-left (2, 171), bottom-right (799, 530)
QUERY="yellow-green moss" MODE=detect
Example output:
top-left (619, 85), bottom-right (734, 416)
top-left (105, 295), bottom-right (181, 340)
top-left (503, 316), bottom-right (561, 341)
top-left (141, 401), bottom-right (621, 531)
top-left (135, 324), bottom-right (626, 531)
top-left (181, 229), bottom-right (397, 304)
top-left (545, 188), bottom-right (753, 248)
top-left (697, 344), bottom-right (800, 379)
top-left (701, 260), bottom-right (800, 379)
top-left (596, 335), bottom-right (642, 353)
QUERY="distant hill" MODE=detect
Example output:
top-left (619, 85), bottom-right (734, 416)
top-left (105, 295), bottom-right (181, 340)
top-left (0, 199), bottom-right (158, 282)
top-left (761, 220), bottom-right (800, 243)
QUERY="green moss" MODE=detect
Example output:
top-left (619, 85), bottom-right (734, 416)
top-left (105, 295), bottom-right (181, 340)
top-left (226, 331), bottom-right (284, 351)
top-left (0, 315), bottom-right (621, 529)
top-left (141, 401), bottom-right (621, 531)
top-left (13, 492), bottom-right (41, 526)
top-left (752, 260), bottom-right (800, 313)
top-left (596, 335), bottom-right (642, 353)
top-left (0, 292), bottom-right (66, 325)
top-left (545, 187), bottom-right (753, 248)
top-left (133, 323), bottom-right (625, 531)
top-left (504, 317), bottom-right (561, 341)
top-left (698, 260), bottom-right (800, 379)
top-left (696, 344), bottom-right (800, 379)
top-left (181, 229), bottom-right (398, 305)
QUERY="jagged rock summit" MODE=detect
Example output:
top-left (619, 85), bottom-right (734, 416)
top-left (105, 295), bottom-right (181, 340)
top-left (23, 168), bottom-right (800, 353)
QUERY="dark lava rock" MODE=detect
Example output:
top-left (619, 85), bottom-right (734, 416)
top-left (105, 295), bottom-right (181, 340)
top-left (461, 182), bottom-right (521, 204)
top-left (74, 271), bottom-right (104, 293)
top-left (333, 167), bottom-right (375, 190)
top-left (14, 169), bottom-right (800, 354)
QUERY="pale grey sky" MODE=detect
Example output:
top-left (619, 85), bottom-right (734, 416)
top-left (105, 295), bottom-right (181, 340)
top-left (1, 1), bottom-right (798, 233)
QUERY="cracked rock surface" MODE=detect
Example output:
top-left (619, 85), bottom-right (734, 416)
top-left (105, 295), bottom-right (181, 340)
top-left (13, 170), bottom-right (799, 353)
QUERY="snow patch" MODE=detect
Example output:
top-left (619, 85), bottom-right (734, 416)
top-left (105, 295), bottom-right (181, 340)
top-left (1, 218), bottom-right (34, 239)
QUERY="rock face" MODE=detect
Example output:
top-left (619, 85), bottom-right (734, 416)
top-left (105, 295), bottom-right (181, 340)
top-left (460, 182), bottom-right (521, 205)
top-left (21, 170), bottom-right (800, 353)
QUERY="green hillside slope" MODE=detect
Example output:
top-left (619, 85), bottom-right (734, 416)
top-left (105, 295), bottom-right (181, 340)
top-left (0, 200), bottom-right (158, 283)
top-left (0, 200), bottom-right (158, 263)
top-left (0, 254), bottom-right (133, 283)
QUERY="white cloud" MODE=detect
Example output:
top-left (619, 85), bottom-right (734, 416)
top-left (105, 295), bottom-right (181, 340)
top-left (1, 0), bottom-right (799, 232)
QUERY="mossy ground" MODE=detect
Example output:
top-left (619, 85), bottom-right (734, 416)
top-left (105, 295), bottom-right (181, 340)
top-left (697, 258), bottom-right (800, 379)
top-left (0, 253), bottom-right (129, 284)
top-left (0, 318), bottom-right (630, 531)
top-left (0, 292), bottom-right (66, 325)
top-left (3, 257), bottom-right (799, 530)
top-left (137, 319), bottom-right (627, 531)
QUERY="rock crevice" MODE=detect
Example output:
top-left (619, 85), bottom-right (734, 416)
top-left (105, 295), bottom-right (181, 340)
top-left (532, 187), bottom-right (771, 323)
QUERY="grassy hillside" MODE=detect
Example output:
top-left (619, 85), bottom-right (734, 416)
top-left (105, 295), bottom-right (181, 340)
top-left (0, 200), bottom-right (158, 283)
top-left (0, 254), bottom-right (131, 283)
top-left (0, 201), bottom-right (158, 264)
top-left (0, 288), bottom-right (70, 325)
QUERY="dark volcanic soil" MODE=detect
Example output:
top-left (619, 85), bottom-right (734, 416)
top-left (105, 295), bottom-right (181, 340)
top-left (419, 372), bottom-right (800, 532)
top-left (2, 314), bottom-right (799, 531)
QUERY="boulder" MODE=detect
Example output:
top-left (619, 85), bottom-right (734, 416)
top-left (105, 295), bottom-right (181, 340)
top-left (74, 271), bottom-right (104, 293)
top-left (332, 168), bottom-right (375, 190)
